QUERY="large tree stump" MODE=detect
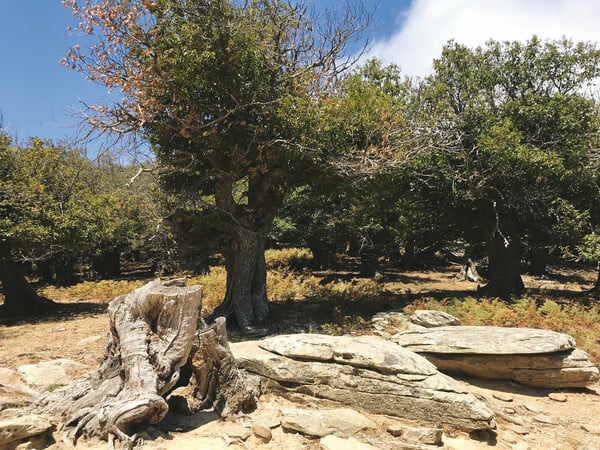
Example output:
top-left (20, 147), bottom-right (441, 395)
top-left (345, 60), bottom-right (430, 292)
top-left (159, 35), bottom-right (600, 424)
top-left (31, 279), bottom-right (258, 448)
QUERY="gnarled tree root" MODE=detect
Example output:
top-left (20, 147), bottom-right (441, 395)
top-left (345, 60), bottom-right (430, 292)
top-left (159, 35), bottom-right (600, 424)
top-left (30, 278), bottom-right (258, 448)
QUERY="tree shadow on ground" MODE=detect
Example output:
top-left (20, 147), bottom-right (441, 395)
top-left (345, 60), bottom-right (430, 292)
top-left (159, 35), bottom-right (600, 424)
top-left (0, 302), bottom-right (108, 327)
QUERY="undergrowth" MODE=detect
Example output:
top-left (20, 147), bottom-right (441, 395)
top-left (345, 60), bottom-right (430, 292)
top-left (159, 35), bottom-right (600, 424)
top-left (36, 249), bottom-right (600, 363)
top-left (40, 279), bottom-right (147, 303)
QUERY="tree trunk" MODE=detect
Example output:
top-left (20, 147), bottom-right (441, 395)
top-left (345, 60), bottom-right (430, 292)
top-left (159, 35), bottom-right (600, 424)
top-left (590, 261), bottom-right (600, 294)
top-left (479, 227), bottom-right (524, 298)
top-left (92, 250), bottom-right (121, 279)
top-left (527, 247), bottom-right (549, 276)
top-left (458, 246), bottom-right (484, 282)
top-left (0, 260), bottom-right (52, 316)
top-left (31, 279), bottom-right (258, 448)
top-left (54, 257), bottom-right (78, 287)
top-left (210, 231), bottom-right (269, 329)
top-left (309, 239), bottom-right (336, 270)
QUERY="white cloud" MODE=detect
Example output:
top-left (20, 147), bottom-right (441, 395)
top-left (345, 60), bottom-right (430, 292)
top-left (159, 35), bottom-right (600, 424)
top-left (366, 0), bottom-right (600, 77)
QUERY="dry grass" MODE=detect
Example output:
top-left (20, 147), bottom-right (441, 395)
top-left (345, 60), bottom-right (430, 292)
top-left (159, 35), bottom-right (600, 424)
top-left (30, 252), bottom-right (600, 363)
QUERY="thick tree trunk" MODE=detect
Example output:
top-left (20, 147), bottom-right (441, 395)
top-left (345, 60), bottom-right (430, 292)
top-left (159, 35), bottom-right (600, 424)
top-left (54, 257), bottom-right (78, 287)
top-left (31, 279), bottom-right (258, 448)
top-left (92, 250), bottom-right (121, 279)
top-left (0, 260), bottom-right (52, 316)
top-left (527, 247), bottom-right (549, 276)
top-left (590, 262), bottom-right (600, 294)
top-left (479, 228), bottom-right (524, 298)
top-left (309, 239), bottom-right (336, 270)
top-left (210, 231), bottom-right (269, 328)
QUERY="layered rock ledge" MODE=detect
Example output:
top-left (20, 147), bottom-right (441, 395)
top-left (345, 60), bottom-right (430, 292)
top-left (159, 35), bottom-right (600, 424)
top-left (231, 334), bottom-right (496, 431)
top-left (392, 326), bottom-right (599, 388)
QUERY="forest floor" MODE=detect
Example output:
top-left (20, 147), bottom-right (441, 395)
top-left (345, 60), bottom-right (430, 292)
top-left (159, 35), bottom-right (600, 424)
top-left (1, 263), bottom-right (600, 449)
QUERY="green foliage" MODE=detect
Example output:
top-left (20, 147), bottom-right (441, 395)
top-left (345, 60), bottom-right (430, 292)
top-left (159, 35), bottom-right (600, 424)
top-left (0, 133), bottom-right (162, 282)
top-left (577, 233), bottom-right (600, 263)
top-left (271, 59), bottom-right (413, 263)
top-left (404, 37), bottom-right (600, 266)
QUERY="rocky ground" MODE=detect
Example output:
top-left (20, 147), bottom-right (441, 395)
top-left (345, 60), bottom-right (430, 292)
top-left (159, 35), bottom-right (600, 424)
top-left (1, 269), bottom-right (600, 449)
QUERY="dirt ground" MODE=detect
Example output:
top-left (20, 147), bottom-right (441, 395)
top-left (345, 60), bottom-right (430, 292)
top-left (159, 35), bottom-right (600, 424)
top-left (1, 267), bottom-right (600, 449)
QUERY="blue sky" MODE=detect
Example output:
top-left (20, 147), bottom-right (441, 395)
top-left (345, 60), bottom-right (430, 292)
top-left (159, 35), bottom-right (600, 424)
top-left (1, 1), bottom-right (404, 146)
top-left (1, 0), bottom-right (600, 148)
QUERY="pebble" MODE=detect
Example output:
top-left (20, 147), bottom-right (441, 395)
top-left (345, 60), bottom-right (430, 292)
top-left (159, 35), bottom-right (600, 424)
top-left (506, 424), bottom-right (530, 435)
top-left (523, 403), bottom-right (545, 413)
top-left (493, 392), bottom-right (514, 402)
top-left (503, 433), bottom-right (518, 444)
top-left (548, 393), bottom-right (567, 402)
top-left (252, 423), bottom-right (272, 442)
top-left (222, 424), bottom-right (251, 440)
top-left (533, 414), bottom-right (559, 425)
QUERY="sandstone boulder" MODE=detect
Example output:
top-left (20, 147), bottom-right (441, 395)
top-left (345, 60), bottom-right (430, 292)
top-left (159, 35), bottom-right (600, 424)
top-left (392, 326), bottom-right (599, 388)
top-left (231, 334), bottom-right (496, 431)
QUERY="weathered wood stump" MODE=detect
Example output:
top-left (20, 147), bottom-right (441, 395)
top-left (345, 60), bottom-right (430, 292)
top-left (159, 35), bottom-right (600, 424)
top-left (31, 279), bottom-right (258, 448)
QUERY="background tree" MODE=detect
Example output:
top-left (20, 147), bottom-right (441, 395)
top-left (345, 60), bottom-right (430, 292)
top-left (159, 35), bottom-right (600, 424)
top-left (405, 37), bottom-right (600, 297)
top-left (271, 59), bottom-right (411, 273)
top-left (0, 133), bottom-right (160, 315)
top-left (0, 134), bottom-right (53, 315)
top-left (64, 0), bottom-right (371, 327)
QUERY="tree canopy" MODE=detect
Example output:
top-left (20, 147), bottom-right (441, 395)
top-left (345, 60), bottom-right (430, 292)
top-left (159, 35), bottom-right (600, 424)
top-left (404, 37), bottom-right (600, 296)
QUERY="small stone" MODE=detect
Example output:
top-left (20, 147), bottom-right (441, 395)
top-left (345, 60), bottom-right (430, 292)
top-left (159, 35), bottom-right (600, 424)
top-left (581, 424), bottom-right (600, 435)
top-left (548, 393), bottom-right (567, 402)
top-left (252, 423), bottom-right (272, 442)
top-left (504, 407), bottom-right (516, 414)
top-left (506, 424), bottom-right (530, 435)
top-left (386, 423), bottom-right (443, 445)
top-left (280, 408), bottom-right (375, 438)
top-left (503, 433), bottom-right (518, 444)
top-left (251, 411), bottom-right (281, 429)
top-left (523, 403), bottom-right (545, 413)
top-left (493, 392), bottom-right (514, 402)
top-left (533, 414), bottom-right (559, 425)
top-left (409, 310), bottom-right (461, 328)
top-left (222, 424), bottom-right (250, 440)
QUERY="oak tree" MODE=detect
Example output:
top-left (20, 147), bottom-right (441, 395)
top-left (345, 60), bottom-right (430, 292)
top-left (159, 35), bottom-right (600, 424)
top-left (63, 0), bottom-right (369, 327)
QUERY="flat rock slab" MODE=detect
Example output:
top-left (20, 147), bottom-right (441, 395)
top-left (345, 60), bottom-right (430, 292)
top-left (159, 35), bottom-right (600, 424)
top-left (231, 335), bottom-right (496, 431)
top-left (392, 327), bottom-right (598, 388)
top-left (18, 359), bottom-right (88, 391)
top-left (392, 326), bottom-right (575, 354)
top-left (280, 408), bottom-right (375, 438)
top-left (259, 334), bottom-right (438, 376)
